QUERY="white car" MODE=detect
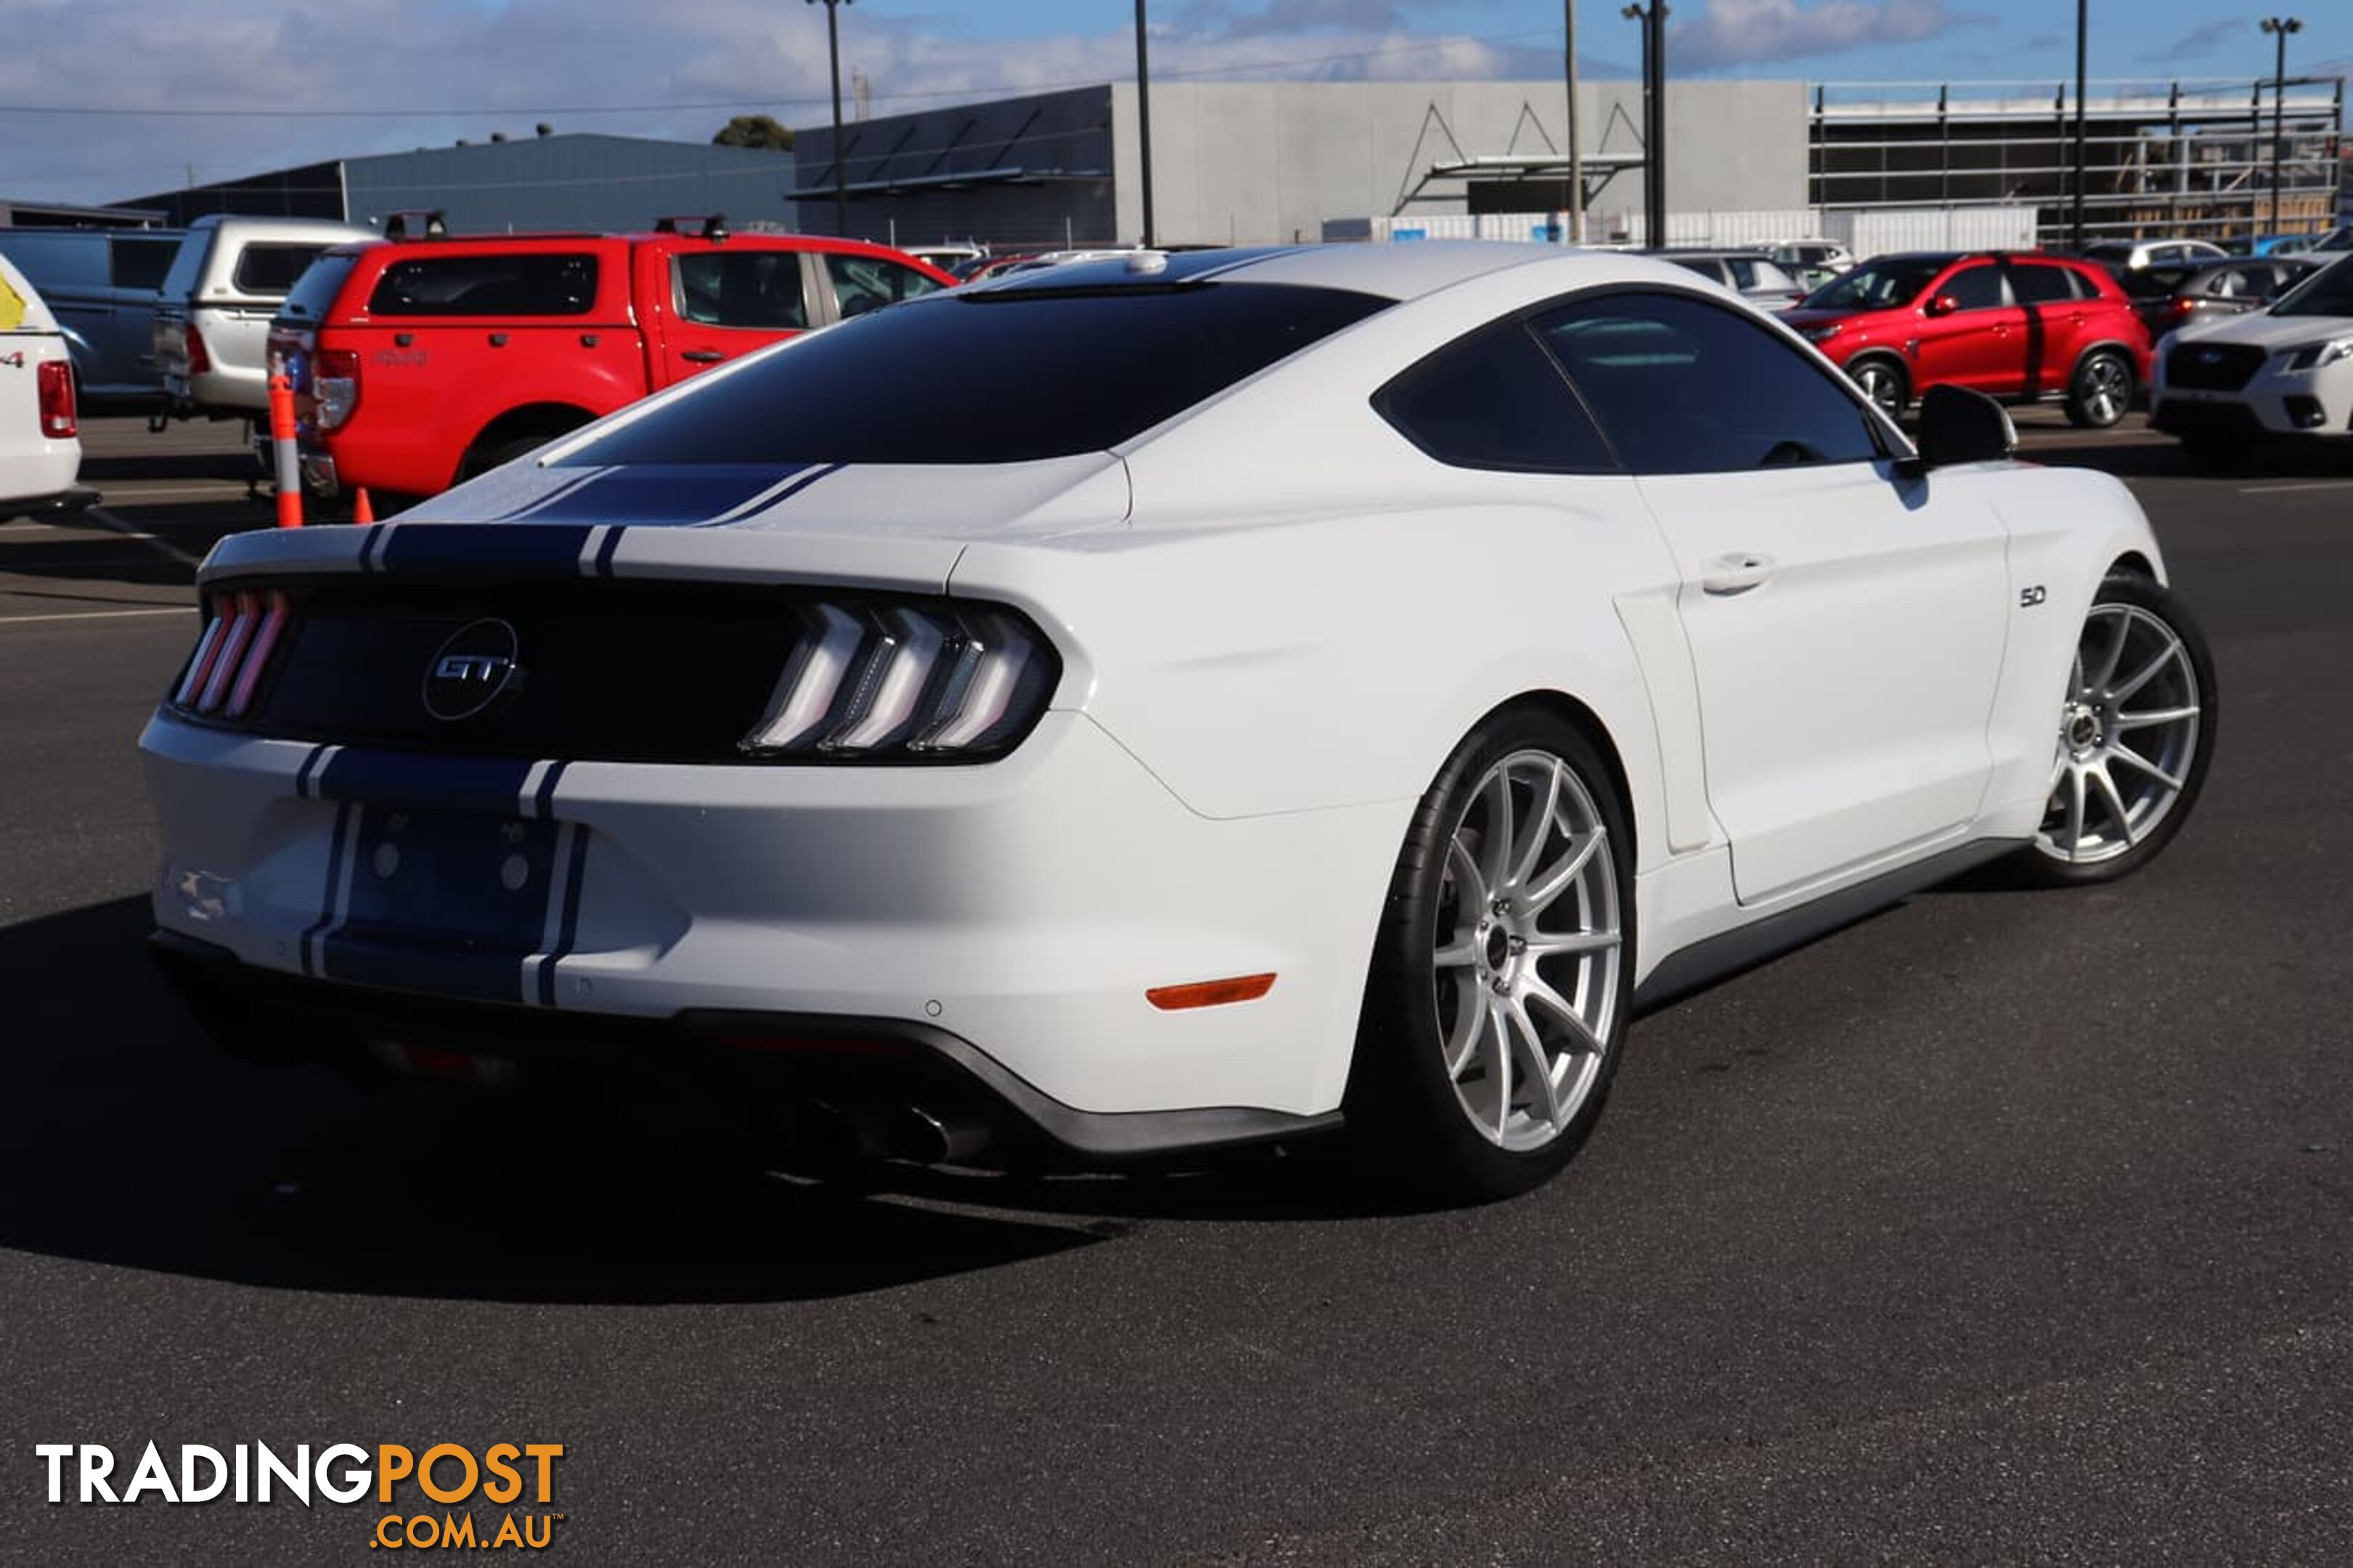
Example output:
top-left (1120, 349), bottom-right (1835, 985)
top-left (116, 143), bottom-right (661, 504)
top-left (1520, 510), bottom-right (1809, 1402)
top-left (2150, 255), bottom-right (2353, 462)
top-left (0, 251), bottom-right (92, 522)
top-left (1768, 238), bottom-right (1856, 274)
top-left (140, 244), bottom-right (2217, 1201)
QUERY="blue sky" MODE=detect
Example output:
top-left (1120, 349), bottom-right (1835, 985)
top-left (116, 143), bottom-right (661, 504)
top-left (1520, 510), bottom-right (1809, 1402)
top-left (0, 1), bottom-right (2344, 205)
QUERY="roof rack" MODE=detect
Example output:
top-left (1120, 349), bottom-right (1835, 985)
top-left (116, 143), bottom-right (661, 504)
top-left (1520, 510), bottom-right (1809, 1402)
top-left (382, 209), bottom-right (449, 241)
top-left (653, 213), bottom-right (730, 242)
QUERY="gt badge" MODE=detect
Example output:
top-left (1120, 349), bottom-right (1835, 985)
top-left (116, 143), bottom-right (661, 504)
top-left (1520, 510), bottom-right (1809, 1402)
top-left (423, 618), bottom-right (523, 721)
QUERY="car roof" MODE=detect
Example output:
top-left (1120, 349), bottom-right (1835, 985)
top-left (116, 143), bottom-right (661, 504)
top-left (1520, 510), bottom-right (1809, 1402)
top-left (966, 241), bottom-right (1690, 304)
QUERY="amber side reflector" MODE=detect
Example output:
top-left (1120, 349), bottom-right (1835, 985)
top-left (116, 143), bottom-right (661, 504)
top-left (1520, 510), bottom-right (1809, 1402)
top-left (1146, 973), bottom-right (1276, 1011)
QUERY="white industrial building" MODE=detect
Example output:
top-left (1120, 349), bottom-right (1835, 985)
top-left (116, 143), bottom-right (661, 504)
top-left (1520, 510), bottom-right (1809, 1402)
top-left (794, 73), bottom-right (2344, 253)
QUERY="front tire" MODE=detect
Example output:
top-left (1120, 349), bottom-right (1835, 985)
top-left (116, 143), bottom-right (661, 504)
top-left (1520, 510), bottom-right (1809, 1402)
top-left (2015, 571), bottom-right (2217, 886)
top-left (1848, 356), bottom-right (1909, 422)
top-left (2065, 349), bottom-right (2134, 429)
top-left (1347, 709), bottom-right (1634, 1203)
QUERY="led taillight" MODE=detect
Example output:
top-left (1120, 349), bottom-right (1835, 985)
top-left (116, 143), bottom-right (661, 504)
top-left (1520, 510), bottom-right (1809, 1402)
top-left (184, 321), bottom-right (212, 376)
top-left (174, 590), bottom-right (294, 717)
top-left (741, 599), bottom-right (1056, 761)
top-left (36, 359), bottom-right (76, 439)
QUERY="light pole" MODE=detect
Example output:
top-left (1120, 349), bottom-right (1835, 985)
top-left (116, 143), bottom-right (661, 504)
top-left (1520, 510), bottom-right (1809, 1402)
top-left (1565, 1), bottom-right (1583, 242)
top-left (2262, 16), bottom-right (2303, 241)
top-left (1621, 3), bottom-right (1667, 245)
top-left (807, 0), bottom-right (852, 237)
top-left (2071, 0), bottom-right (2087, 250)
top-left (1135, 0), bottom-right (1156, 247)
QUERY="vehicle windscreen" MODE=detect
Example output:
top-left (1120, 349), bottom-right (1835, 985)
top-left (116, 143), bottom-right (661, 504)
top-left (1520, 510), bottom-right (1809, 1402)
top-left (557, 282), bottom-right (1392, 466)
top-left (276, 253), bottom-right (360, 324)
top-left (1800, 257), bottom-right (1947, 311)
top-left (2270, 256), bottom-right (2353, 317)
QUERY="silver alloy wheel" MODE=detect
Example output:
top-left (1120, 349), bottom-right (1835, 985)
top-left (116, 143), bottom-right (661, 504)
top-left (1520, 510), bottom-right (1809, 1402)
top-left (1853, 361), bottom-right (1903, 417)
top-left (1431, 749), bottom-right (1622, 1151)
top-left (2035, 602), bottom-right (2202, 864)
top-left (2077, 354), bottom-right (2131, 426)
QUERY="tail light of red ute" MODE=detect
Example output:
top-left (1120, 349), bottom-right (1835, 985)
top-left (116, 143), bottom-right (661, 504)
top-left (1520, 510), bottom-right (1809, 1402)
top-left (36, 359), bottom-right (76, 439)
top-left (173, 591), bottom-right (293, 719)
top-left (313, 349), bottom-right (361, 431)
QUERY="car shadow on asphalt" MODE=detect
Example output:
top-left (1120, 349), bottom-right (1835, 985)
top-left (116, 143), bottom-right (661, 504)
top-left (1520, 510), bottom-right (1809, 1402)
top-left (0, 897), bottom-right (1123, 1304)
top-left (2023, 436), bottom-right (2352, 481)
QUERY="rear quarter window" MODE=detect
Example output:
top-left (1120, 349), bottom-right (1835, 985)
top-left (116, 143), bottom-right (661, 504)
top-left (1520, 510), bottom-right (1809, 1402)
top-left (366, 253), bottom-right (600, 317)
top-left (234, 244), bottom-right (332, 298)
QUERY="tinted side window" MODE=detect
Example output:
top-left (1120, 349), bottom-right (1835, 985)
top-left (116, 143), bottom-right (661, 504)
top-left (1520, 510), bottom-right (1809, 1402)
top-left (676, 250), bottom-right (807, 329)
top-left (2008, 264), bottom-right (2077, 306)
top-left (1536, 291), bottom-right (1882, 475)
top-left (1667, 257), bottom-right (1726, 285)
top-left (1942, 265), bottom-right (2008, 311)
top-left (1374, 319), bottom-right (1618, 474)
top-left (235, 244), bottom-right (330, 298)
top-left (825, 253), bottom-right (942, 319)
top-left (367, 253), bottom-right (600, 317)
top-left (110, 236), bottom-right (181, 291)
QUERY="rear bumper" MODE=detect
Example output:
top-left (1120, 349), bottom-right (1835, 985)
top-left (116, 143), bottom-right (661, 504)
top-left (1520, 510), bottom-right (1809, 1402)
top-left (150, 927), bottom-right (1342, 1162)
top-left (140, 709), bottom-right (1403, 1124)
top-left (0, 485), bottom-right (98, 522)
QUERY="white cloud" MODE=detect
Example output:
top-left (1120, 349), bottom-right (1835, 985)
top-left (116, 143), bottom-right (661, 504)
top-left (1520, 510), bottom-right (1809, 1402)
top-left (1667, 0), bottom-right (1983, 74)
top-left (0, 0), bottom-right (1546, 205)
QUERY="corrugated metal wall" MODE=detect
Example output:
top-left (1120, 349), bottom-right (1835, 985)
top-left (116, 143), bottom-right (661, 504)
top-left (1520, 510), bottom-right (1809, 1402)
top-left (342, 136), bottom-right (798, 235)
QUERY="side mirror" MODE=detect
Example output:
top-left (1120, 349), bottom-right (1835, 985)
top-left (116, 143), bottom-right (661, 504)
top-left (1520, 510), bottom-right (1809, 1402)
top-left (1907, 384), bottom-right (2017, 472)
top-left (1924, 294), bottom-right (1960, 317)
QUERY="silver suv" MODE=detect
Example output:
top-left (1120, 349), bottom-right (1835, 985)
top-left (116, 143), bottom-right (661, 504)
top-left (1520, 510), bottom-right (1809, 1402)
top-left (152, 214), bottom-right (375, 425)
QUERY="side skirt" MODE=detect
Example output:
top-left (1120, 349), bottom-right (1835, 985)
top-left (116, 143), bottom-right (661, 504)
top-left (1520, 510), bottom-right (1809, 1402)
top-left (1632, 836), bottom-right (2027, 1013)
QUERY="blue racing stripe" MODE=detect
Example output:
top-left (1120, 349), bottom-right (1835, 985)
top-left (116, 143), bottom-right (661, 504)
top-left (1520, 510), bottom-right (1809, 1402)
top-left (513, 465), bottom-right (813, 526)
top-left (299, 800), bottom-right (356, 978)
top-left (537, 826), bottom-right (592, 1008)
top-left (320, 941), bottom-right (536, 1008)
top-left (315, 749), bottom-right (537, 816)
top-left (686, 462), bottom-right (843, 527)
top-left (592, 526), bottom-right (625, 576)
top-left (376, 525), bottom-right (600, 576)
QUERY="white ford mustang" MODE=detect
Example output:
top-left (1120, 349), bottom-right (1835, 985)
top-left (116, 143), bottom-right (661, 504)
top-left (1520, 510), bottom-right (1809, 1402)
top-left (142, 244), bottom-right (2216, 1200)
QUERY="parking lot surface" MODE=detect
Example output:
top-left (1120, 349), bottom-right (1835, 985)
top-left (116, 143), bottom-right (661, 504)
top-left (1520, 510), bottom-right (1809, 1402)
top-left (2, 417), bottom-right (2349, 1563)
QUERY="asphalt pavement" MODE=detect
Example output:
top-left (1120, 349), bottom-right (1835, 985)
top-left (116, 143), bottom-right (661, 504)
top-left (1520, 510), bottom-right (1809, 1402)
top-left (1, 417), bottom-right (2349, 1564)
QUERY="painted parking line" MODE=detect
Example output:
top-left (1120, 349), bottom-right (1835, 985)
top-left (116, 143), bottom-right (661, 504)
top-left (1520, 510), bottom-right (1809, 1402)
top-left (2237, 480), bottom-right (2353, 494)
top-left (82, 507), bottom-right (205, 568)
top-left (99, 484), bottom-right (257, 502)
top-left (0, 606), bottom-right (189, 626)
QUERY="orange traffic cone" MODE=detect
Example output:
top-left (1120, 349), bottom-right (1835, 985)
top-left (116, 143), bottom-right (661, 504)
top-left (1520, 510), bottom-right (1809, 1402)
top-left (351, 487), bottom-right (375, 524)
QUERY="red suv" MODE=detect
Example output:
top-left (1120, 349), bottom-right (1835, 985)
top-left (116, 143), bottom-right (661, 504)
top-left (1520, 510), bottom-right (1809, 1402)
top-left (1780, 251), bottom-right (2153, 428)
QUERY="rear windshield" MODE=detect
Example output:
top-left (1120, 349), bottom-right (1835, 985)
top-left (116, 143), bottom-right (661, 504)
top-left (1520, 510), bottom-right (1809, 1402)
top-left (234, 242), bottom-right (332, 298)
top-left (2272, 256), bottom-right (2353, 318)
top-left (277, 253), bottom-right (360, 324)
top-left (1801, 257), bottom-right (1949, 311)
top-left (558, 282), bottom-right (1391, 465)
top-left (367, 253), bottom-right (600, 317)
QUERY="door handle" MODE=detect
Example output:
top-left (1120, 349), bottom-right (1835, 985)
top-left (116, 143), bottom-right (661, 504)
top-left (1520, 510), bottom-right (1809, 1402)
top-left (1702, 552), bottom-right (1777, 595)
top-left (680, 349), bottom-right (725, 364)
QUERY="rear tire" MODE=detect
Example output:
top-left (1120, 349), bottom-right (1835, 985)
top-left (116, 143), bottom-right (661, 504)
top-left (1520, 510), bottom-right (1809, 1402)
top-left (1346, 708), bottom-right (1634, 1204)
top-left (2065, 348), bottom-right (2134, 429)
